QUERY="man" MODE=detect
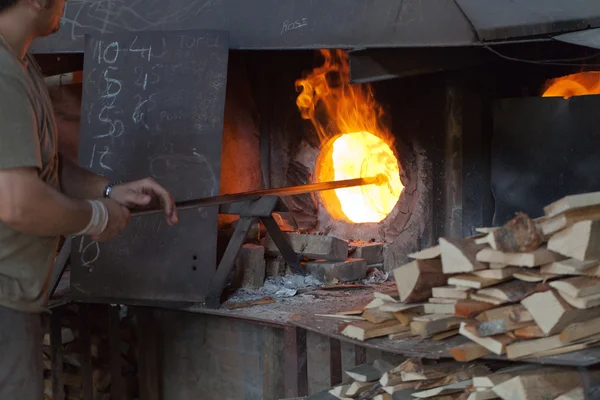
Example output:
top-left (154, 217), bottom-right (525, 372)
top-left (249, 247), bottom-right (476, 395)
top-left (0, 0), bottom-right (179, 397)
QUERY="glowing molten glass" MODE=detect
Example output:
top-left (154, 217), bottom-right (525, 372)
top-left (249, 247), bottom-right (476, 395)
top-left (295, 50), bottom-right (403, 223)
top-left (542, 71), bottom-right (600, 99)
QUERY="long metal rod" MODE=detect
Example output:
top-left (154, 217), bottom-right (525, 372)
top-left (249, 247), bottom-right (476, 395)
top-left (131, 174), bottom-right (386, 216)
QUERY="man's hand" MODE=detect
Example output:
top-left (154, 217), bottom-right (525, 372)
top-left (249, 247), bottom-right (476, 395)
top-left (108, 178), bottom-right (178, 225)
top-left (91, 199), bottom-right (131, 242)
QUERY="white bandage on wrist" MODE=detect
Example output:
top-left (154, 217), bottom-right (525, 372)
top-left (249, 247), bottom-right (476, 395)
top-left (74, 200), bottom-right (109, 236)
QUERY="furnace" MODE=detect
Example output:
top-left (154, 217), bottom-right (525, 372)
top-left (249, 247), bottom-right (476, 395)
top-left (32, 1), bottom-right (600, 399)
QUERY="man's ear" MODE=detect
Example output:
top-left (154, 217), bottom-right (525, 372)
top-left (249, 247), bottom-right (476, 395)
top-left (26, 0), bottom-right (43, 11)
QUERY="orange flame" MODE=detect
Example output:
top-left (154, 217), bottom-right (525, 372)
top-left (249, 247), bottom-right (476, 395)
top-left (295, 50), bottom-right (403, 223)
top-left (542, 71), bottom-right (600, 99)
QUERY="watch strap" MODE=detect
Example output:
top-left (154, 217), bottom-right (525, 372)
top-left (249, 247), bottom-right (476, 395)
top-left (103, 181), bottom-right (123, 198)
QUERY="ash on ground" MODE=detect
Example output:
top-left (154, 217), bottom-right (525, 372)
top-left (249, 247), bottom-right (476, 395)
top-left (227, 275), bottom-right (323, 303)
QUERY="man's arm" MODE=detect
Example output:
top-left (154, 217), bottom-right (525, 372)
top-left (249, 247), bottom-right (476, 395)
top-left (0, 167), bottom-right (92, 236)
top-left (59, 153), bottom-right (109, 199)
top-left (58, 154), bottom-right (178, 225)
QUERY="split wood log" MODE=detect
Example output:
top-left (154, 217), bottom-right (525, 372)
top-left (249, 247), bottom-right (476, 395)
top-left (449, 342), bottom-right (491, 362)
top-left (439, 237), bottom-right (487, 274)
top-left (447, 274), bottom-right (511, 290)
top-left (548, 219), bottom-right (600, 261)
top-left (513, 324), bottom-right (547, 339)
top-left (512, 269), bottom-right (559, 282)
top-left (458, 323), bottom-right (515, 355)
top-left (362, 308), bottom-right (396, 324)
top-left (538, 204), bottom-right (600, 236)
top-left (408, 245), bottom-right (440, 260)
top-left (469, 293), bottom-right (508, 306)
top-left (392, 307), bottom-right (425, 327)
top-left (340, 320), bottom-right (407, 341)
top-left (486, 212), bottom-right (544, 253)
top-left (557, 290), bottom-right (600, 309)
top-left (410, 314), bottom-right (464, 337)
top-left (492, 368), bottom-right (597, 400)
top-left (522, 289), bottom-right (600, 334)
top-left (560, 315), bottom-right (600, 343)
top-left (476, 247), bottom-right (565, 267)
top-left (472, 267), bottom-right (519, 280)
top-left (549, 276), bottom-right (600, 298)
top-left (544, 191), bottom-right (600, 217)
top-left (476, 280), bottom-right (543, 303)
top-left (472, 365), bottom-right (538, 388)
top-left (432, 286), bottom-right (471, 299)
top-left (393, 259), bottom-right (447, 303)
top-left (475, 304), bottom-right (534, 337)
top-left (541, 260), bottom-right (600, 277)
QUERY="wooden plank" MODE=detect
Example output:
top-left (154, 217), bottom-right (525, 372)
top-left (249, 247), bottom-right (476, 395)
top-left (548, 220), bottom-right (600, 261)
top-left (449, 342), bottom-right (491, 362)
top-left (284, 326), bottom-right (308, 398)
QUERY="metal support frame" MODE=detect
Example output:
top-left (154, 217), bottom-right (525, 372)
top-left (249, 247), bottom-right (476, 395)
top-left (50, 196), bottom-right (304, 309)
top-left (205, 196), bottom-right (303, 308)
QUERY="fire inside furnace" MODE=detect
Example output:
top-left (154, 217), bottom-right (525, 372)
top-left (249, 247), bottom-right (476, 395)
top-left (295, 50), bottom-right (403, 223)
top-left (542, 71), bottom-right (600, 99)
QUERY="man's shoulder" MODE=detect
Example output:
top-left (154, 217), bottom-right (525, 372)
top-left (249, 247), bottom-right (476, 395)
top-left (0, 47), bottom-right (29, 81)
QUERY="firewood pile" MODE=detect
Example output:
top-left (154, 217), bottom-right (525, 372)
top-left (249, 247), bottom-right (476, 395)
top-left (314, 358), bottom-right (596, 399)
top-left (42, 304), bottom-right (138, 400)
top-left (315, 191), bottom-right (600, 398)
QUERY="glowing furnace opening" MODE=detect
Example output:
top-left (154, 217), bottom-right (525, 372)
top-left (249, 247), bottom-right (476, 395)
top-left (315, 131), bottom-right (403, 223)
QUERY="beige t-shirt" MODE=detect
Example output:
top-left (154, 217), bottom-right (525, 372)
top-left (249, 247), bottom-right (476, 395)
top-left (0, 45), bottom-right (60, 313)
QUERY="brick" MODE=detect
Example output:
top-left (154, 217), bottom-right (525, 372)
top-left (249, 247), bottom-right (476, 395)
top-left (265, 257), bottom-right (285, 277)
top-left (263, 233), bottom-right (348, 261)
top-left (306, 259), bottom-right (367, 284)
top-left (349, 241), bottom-right (384, 264)
top-left (235, 244), bottom-right (266, 289)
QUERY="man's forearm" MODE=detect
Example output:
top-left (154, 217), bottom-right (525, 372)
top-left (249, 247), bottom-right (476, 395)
top-left (59, 154), bottom-right (109, 199)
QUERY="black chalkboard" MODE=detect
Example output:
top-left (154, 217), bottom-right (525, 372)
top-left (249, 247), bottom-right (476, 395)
top-left (71, 30), bottom-right (229, 304)
top-left (492, 95), bottom-right (600, 225)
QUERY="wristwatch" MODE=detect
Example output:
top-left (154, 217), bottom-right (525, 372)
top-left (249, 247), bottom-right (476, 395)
top-left (103, 181), bottom-right (123, 198)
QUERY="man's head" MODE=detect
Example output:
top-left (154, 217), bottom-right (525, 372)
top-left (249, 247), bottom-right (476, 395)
top-left (0, 0), bottom-right (66, 37)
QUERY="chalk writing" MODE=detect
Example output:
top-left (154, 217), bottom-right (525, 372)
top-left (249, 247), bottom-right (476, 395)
top-left (281, 18), bottom-right (308, 35)
top-left (79, 237), bottom-right (100, 269)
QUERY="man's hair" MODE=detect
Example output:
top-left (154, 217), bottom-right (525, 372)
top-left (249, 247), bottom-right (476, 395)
top-left (0, 0), bottom-right (18, 13)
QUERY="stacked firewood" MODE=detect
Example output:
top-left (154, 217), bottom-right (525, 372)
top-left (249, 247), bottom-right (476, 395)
top-left (314, 358), bottom-right (596, 399)
top-left (42, 304), bottom-right (138, 400)
top-left (336, 191), bottom-right (600, 360)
